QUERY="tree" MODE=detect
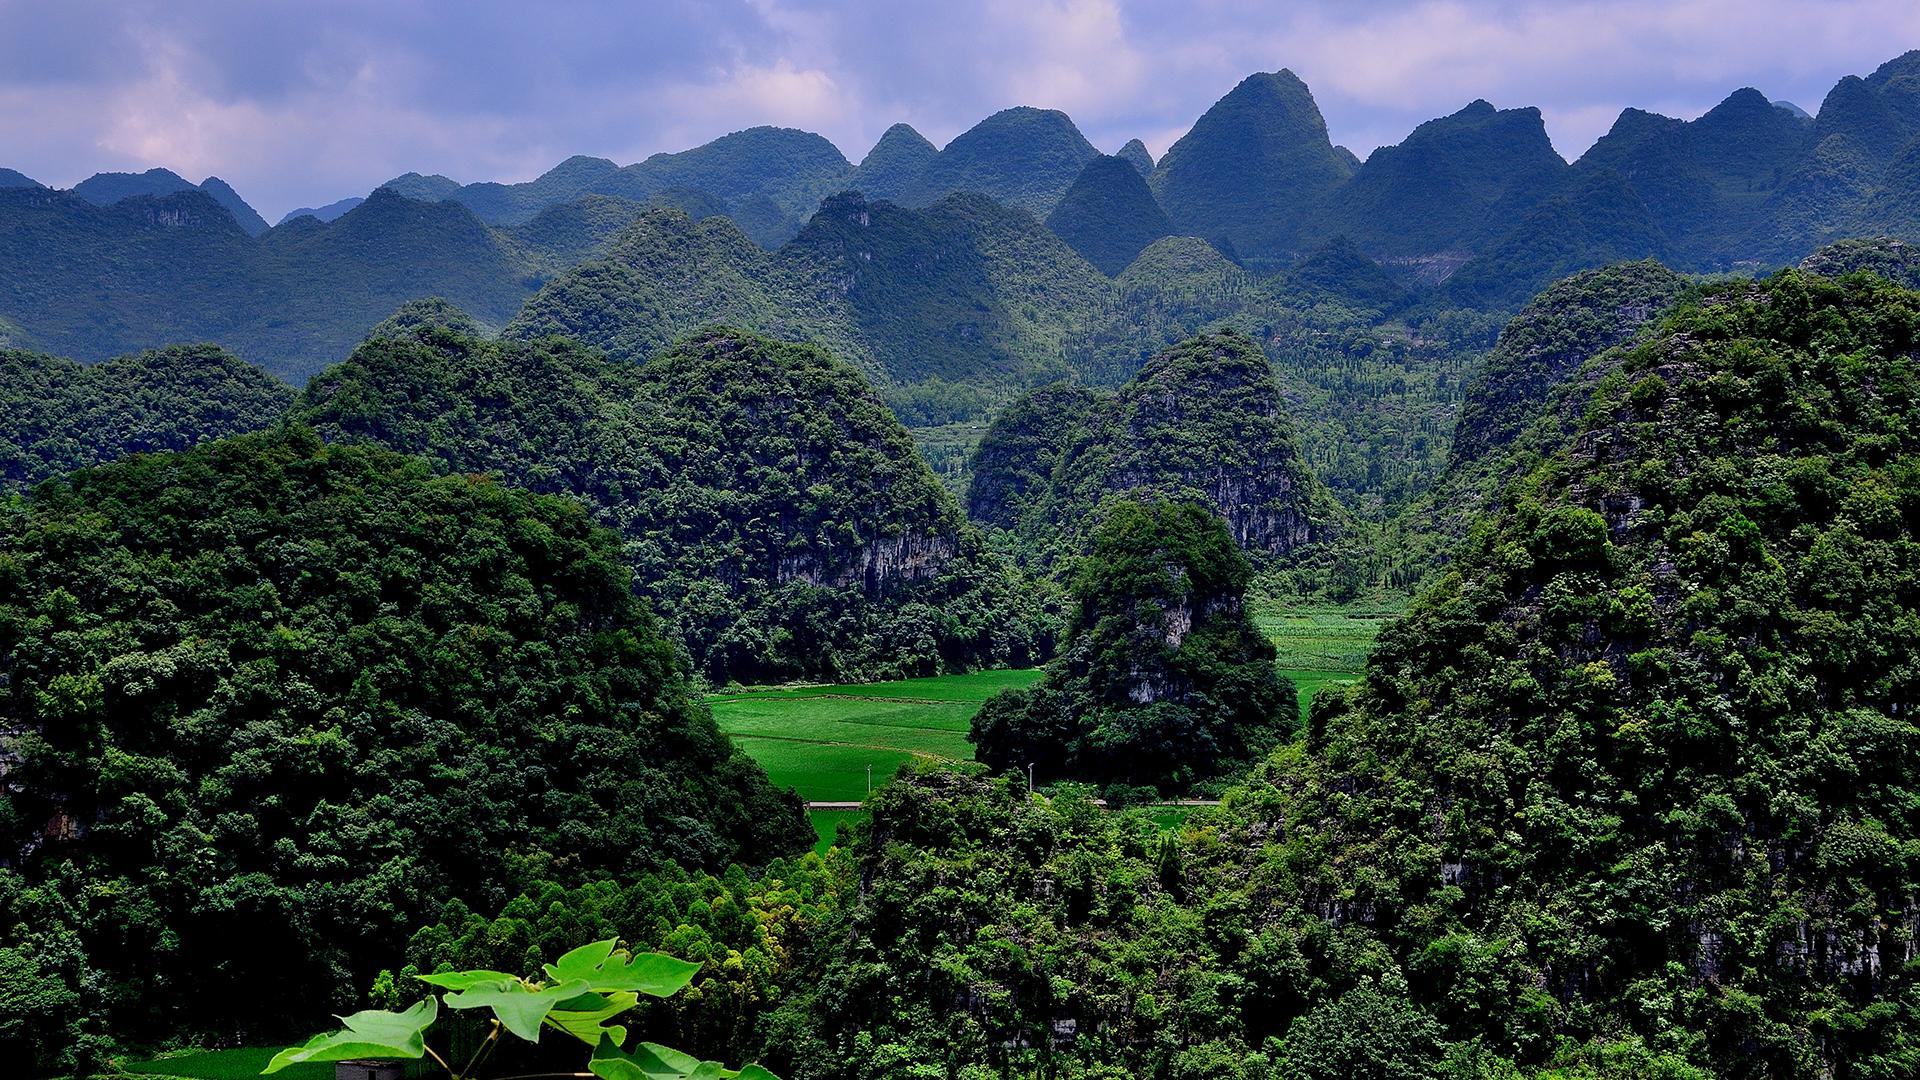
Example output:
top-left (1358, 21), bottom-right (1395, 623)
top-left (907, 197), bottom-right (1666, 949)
top-left (970, 498), bottom-right (1294, 793)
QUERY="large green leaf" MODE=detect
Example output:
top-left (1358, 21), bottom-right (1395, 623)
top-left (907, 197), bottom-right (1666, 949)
top-left (442, 976), bottom-right (591, 1041)
top-left (547, 989), bottom-right (640, 1046)
top-left (262, 998), bottom-right (437, 1073)
top-left (588, 1035), bottom-right (781, 1080)
top-left (416, 968), bottom-right (522, 990)
top-left (544, 939), bottom-right (700, 998)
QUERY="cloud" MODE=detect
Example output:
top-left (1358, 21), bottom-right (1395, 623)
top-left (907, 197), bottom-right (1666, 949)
top-left (0, 0), bottom-right (1915, 217)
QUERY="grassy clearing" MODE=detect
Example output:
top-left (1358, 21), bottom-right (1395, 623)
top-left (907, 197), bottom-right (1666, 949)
top-left (809, 808), bottom-right (865, 853)
top-left (1252, 597), bottom-right (1402, 673)
top-left (709, 669), bottom-right (1042, 802)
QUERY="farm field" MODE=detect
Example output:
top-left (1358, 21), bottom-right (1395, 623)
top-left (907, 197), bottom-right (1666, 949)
top-left (708, 670), bottom-right (1044, 803)
top-left (1254, 595), bottom-right (1403, 714)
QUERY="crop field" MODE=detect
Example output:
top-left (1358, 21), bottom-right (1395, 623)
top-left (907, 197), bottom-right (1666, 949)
top-left (708, 670), bottom-right (1044, 804)
top-left (1253, 596), bottom-right (1403, 714)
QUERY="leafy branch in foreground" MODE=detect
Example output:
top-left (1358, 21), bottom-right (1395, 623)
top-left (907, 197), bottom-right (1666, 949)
top-left (265, 939), bottom-right (778, 1080)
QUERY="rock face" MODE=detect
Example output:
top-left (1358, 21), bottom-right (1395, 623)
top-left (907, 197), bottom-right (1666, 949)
top-left (967, 329), bottom-right (1339, 563)
top-left (1043, 154), bottom-right (1173, 274)
top-left (1798, 235), bottom-right (1920, 288)
top-left (1149, 70), bottom-right (1353, 263)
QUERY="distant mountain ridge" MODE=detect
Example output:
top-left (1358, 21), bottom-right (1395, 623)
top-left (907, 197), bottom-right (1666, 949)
top-left (71, 167), bottom-right (271, 236)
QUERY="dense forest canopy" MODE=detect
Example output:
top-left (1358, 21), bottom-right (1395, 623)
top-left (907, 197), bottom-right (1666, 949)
top-left (970, 498), bottom-right (1295, 796)
top-left (297, 323), bottom-right (1047, 682)
top-left (0, 427), bottom-right (809, 1073)
top-left (0, 344), bottom-right (294, 493)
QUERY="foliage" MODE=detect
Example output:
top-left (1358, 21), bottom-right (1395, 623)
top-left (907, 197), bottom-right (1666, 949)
top-left (297, 324), bottom-right (1049, 682)
top-left (1148, 69), bottom-right (1354, 264)
top-left (1044, 154), bottom-right (1173, 275)
top-left (1262, 270), bottom-right (1920, 1076)
top-left (267, 938), bottom-right (780, 1080)
top-left (0, 343), bottom-right (293, 493)
top-left (968, 330), bottom-right (1347, 575)
top-left (898, 107), bottom-right (1099, 216)
top-left (847, 124), bottom-right (938, 203)
top-left (1299, 100), bottom-right (1567, 261)
top-left (386, 856), bottom-right (845, 1067)
top-left (970, 499), bottom-right (1295, 794)
top-left (0, 427), bottom-right (809, 1072)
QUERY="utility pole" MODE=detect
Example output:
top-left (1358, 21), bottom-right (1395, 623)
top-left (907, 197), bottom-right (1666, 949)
top-left (1027, 762), bottom-right (1035, 794)
top-left (867, 763), bottom-right (872, 796)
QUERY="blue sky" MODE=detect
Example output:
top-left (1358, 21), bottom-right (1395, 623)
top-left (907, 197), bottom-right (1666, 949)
top-left (2, 0), bottom-right (1917, 218)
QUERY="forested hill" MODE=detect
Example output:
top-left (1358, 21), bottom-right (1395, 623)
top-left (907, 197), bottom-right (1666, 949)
top-left (296, 322), bottom-right (1047, 681)
top-left (0, 426), bottom-right (811, 1060)
top-left (966, 330), bottom-right (1345, 569)
top-left (0, 344), bottom-right (294, 492)
top-left (780, 266), bottom-right (1920, 1080)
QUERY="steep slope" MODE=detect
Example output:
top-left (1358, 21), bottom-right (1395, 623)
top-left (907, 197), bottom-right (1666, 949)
top-left (70, 169), bottom-right (269, 236)
top-left (1808, 49), bottom-right (1920, 170)
top-left (0, 343), bottom-right (294, 491)
top-left (1116, 138), bottom-right (1154, 175)
top-left (1043, 154), bottom-right (1173, 275)
top-left (1443, 166), bottom-right (1668, 309)
top-left (1798, 235), bottom-right (1920, 287)
top-left (1449, 260), bottom-right (1690, 466)
top-left (0, 185), bottom-right (540, 381)
top-left (297, 326), bottom-right (1041, 681)
top-left (969, 330), bottom-right (1341, 564)
top-left (0, 186), bottom-right (263, 360)
top-left (382, 129), bottom-right (853, 245)
top-left (247, 188), bottom-right (535, 371)
top-left (502, 192), bottom-right (651, 268)
top-left (970, 498), bottom-right (1293, 794)
top-left (0, 425), bottom-right (810, 1065)
top-left (195, 177), bottom-right (270, 236)
top-left (964, 382), bottom-right (1103, 528)
top-left (900, 107), bottom-right (1100, 215)
top-left (1149, 70), bottom-right (1353, 263)
top-left (1304, 100), bottom-right (1567, 260)
top-left (848, 123), bottom-right (939, 201)
top-left (782, 191), bottom-right (1110, 385)
top-left (515, 191), bottom-right (1110, 390)
top-left (1576, 87), bottom-right (1812, 265)
top-left (1289, 270), bottom-right (1920, 1076)
top-left (0, 167), bottom-right (40, 188)
top-left (503, 208), bottom-right (851, 369)
top-left (1286, 235), bottom-right (1408, 310)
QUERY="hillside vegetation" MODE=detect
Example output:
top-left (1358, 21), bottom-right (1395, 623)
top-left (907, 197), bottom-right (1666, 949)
top-left (297, 324), bottom-right (1046, 682)
top-left (0, 427), bottom-right (809, 1072)
top-left (0, 344), bottom-right (293, 492)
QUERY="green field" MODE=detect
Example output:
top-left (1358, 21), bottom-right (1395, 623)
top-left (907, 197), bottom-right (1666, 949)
top-left (1252, 597), bottom-right (1402, 671)
top-left (709, 670), bottom-right (1044, 803)
top-left (712, 602), bottom-right (1399, 812)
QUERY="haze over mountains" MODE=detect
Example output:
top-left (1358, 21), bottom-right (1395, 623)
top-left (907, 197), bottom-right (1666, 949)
top-left (5, 50), bottom-right (1920, 384)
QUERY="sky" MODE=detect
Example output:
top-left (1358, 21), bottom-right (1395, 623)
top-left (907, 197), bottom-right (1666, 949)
top-left (2, 0), bottom-right (1918, 220)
